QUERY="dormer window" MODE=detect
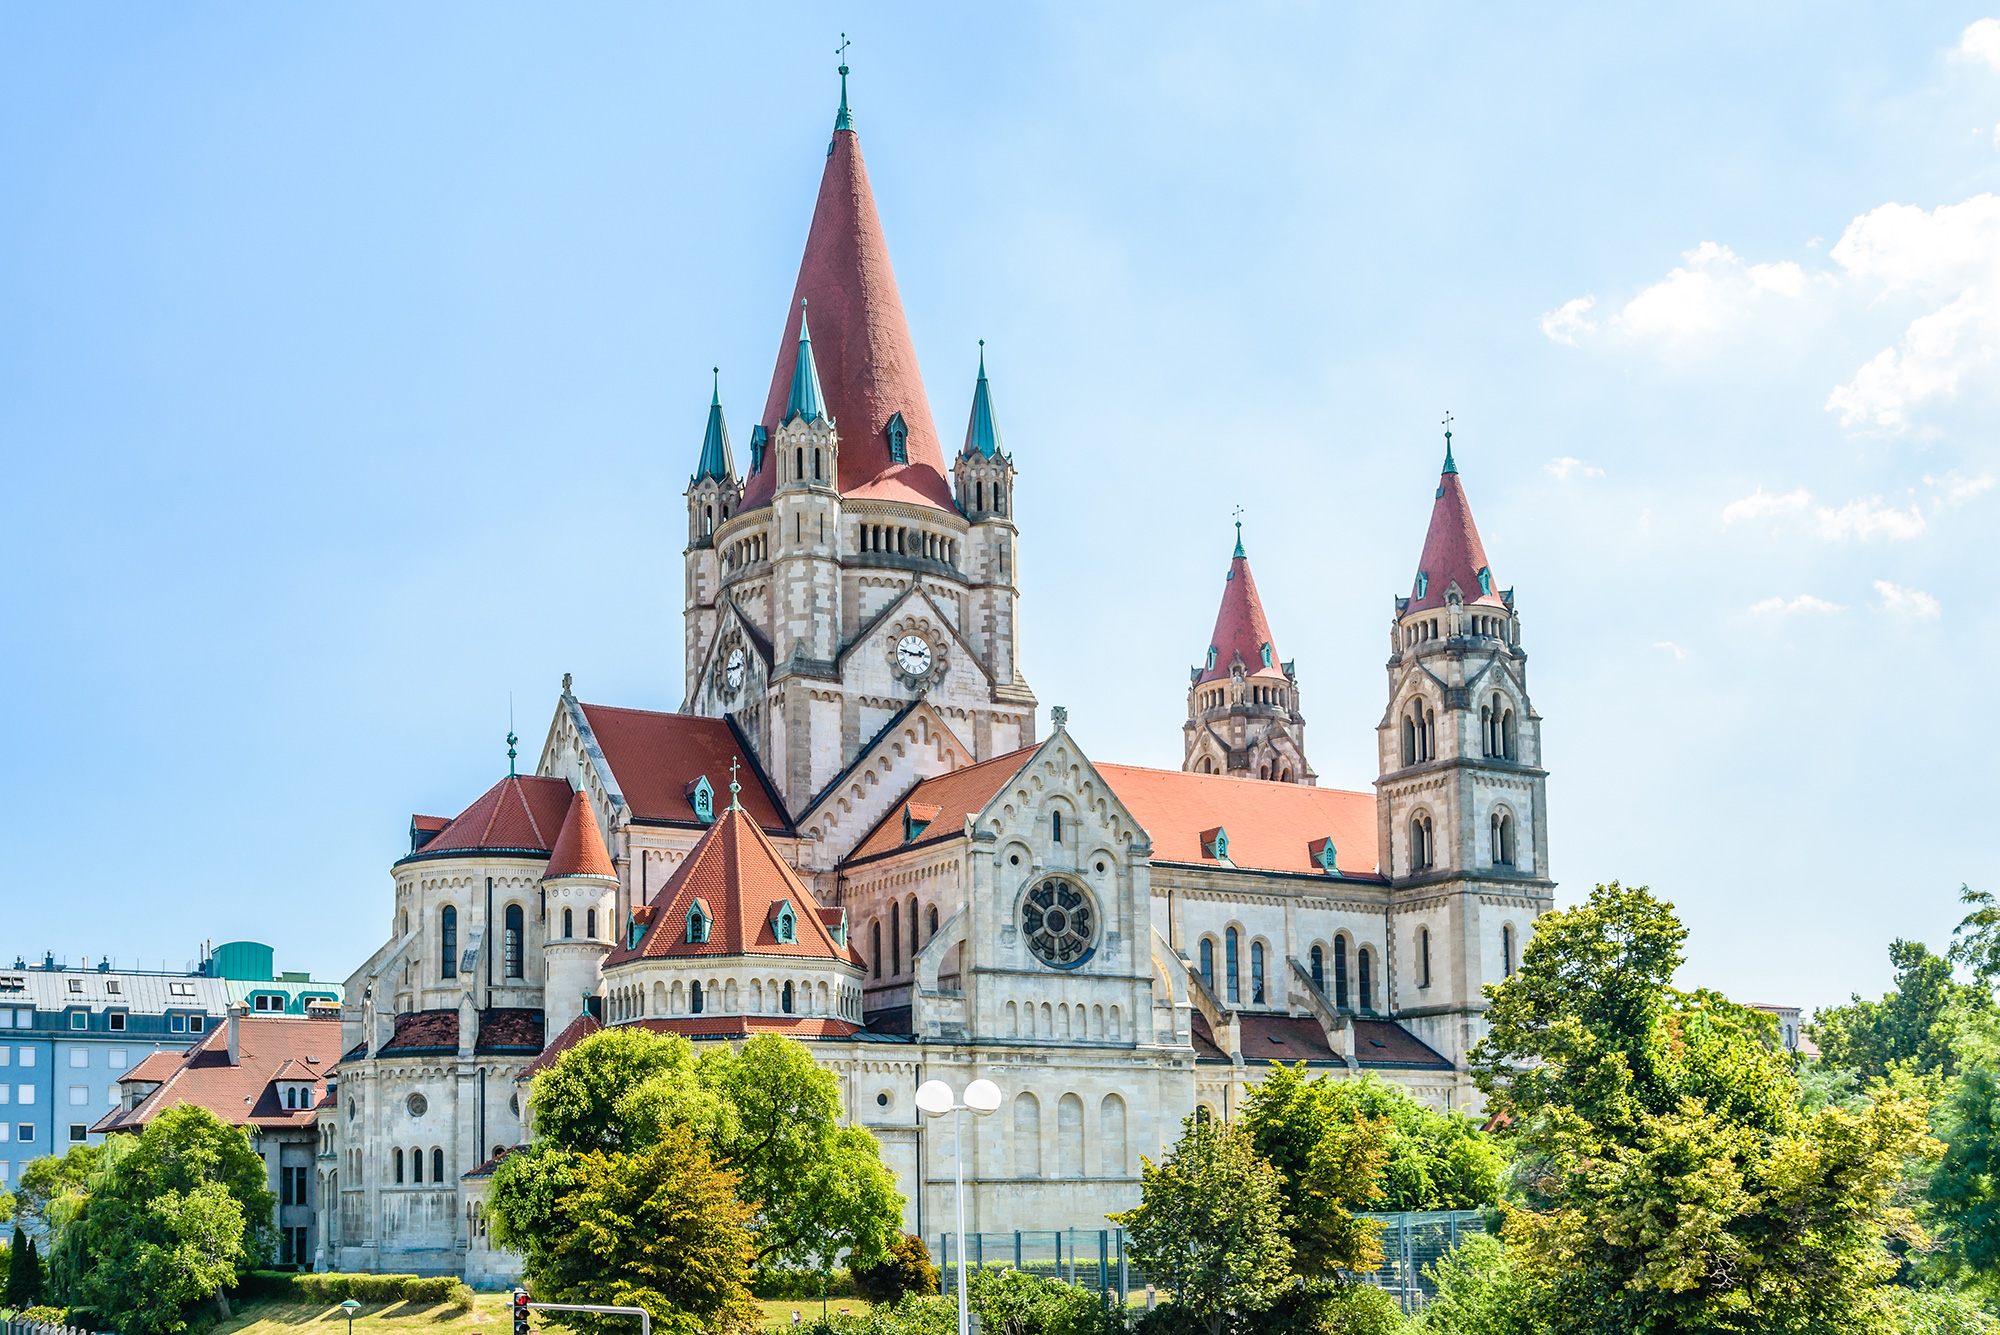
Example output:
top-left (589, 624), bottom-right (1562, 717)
top-left (1309, 838), bottom-right (1338, 873)
top-left (686, 776), bottom-right (715, 825)
top-left (686, 901), bottom-right (711, 945)
top-left (1260, 643), bottom-right (1272, 668)
top-left (749, 425), bottom-right (768, 475)
top-left (772, 901), bottom-right (797, 945)
top-left (886, 412), bottom-right (909, 464)
top-left (1415, 571), bottom-right (1429, 599)
top-left (1201, 827), bottom-right (1229, 862)
top-left (1477, 567), bottom-right (1493, 595)
top-left (1206, 646), bottom-right (1218, 670)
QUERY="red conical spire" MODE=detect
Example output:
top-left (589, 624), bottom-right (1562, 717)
top-left (739, 113), bottom-right (955, 513)
top-left (1408, 440), bottom-right (1503, 613)
top-left (544, 789), bottom-right (616, 880)
top-left (1196, 525), bottom-right (1287, 685)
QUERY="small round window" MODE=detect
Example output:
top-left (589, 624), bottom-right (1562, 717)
top-left (406, 1092), bottom-right (428, 1117)
top-left (876, 1091), bottom-right (891, 1109)
top-left (1022, 878), bottom-right (1097, 969)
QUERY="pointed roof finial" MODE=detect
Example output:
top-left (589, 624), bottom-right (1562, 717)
top-left (506, 729), bottom-right (518, 777)
top-left (694, 366), bottom-right (735, 482)
top-left (785, 300), bottom-right (826, 425)
top-left (962, 339), bottom-right (1005, 459)
top-left (834, 34), bottom-right (853, 133)
top-left (1441, 411), bottom-right (1457, 475)
top-left (728, 757), bottom-right (743, 811)
top-left (1232, 506), bottom-right (1246, 559)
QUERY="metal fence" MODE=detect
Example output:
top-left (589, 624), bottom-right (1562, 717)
top-left (5, 1320), bottom-right (113, 1335)
top-left (936, 1211), bottom-right (1486, 1314)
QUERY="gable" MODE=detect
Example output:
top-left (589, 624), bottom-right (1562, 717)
top-left (801, 701), bottom-right (983, 863)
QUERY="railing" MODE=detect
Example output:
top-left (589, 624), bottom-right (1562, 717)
top-left (5, 1319), bottom-right (115, 1335)
top-left (935, 1210), bottom-right (1488, 1315)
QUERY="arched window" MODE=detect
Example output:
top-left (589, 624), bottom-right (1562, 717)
top-left (586, 908), bottom-right (597, 940)
top-left (691, 981), bottom-right (704, 1015)
top-left (433, 1147), bottom-right (444, 1183)
top-left (909, 899), bottom-right (919, 961)
top-left (1492, 810), bottom-right (1516, 867)
top-left (1502, 709), bottom-right (1517, 760)
top-left (393, 1148), bottom-right (404, 1184)
top-left (440, 906), bottom-right (458, 979)
top-left (1251, 941), bottom-right (1266, 1004)
top-left (1014, 1092), bottom-right (1041, 1177)
top-left (1401, 714), bottom-right (1416, 765)
top-left (1420, 927), bottom-right (1432, 988)
top-left (412, 1147), bottom-right (424, 1183)
top-left (871, 921), bottom-right (882, 978)
top-left (1310, 945), bottom-right (1324, 993)
top-left (285, 1086), bottom-right (296, 1109)
top-left (1502, 924), bottom-right (1516, 978)
top-left (813, 448), bottom-right (822, 480)
top-left (1411, 814), bottom-right (1434, 873)
top-left (1052, 811), bottom-right (1063, 842)
top-left (1199, 938), bottom-right (1214, 992)
top-left (704, 503), bottom-right (713, 534)
top-left (563, 908), bottom-right (573, 939)
top-left (1225, 928), bottom-right (1240, 1004)
top-left (889, 910), bottom-right (900, 977)
top-left (1359, 947), bottom-right (1374, 1012)
top-left (504, 905), bottom-right (525, 978)
top-left (1334, 936), bottom-right (1350, 1009)
top-left (795, 446), bottom-right (804, 479)
top-left (927, 905), bottom-right (939, 939)
top-left (781, 980), bottom-right (795, 1014)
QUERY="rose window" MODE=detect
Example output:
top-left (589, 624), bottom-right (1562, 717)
top-left (1022, 879), bottom-right (1096, 968)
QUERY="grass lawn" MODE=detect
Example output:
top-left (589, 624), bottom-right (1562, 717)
top-left (209, 1294), bottom-right (877, 1335)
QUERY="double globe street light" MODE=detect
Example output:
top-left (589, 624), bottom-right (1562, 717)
top-left (915, 1077), bottom-right (1003, 1335)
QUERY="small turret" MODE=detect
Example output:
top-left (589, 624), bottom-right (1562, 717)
top-left (685, 370), bottom-right (744, 703)
top-left (541, 789), bottom-right (619, 1040)
top-left (1183, 524), bottom-right (1311, 784)
top-left (952, 344), bottom-right (1024, 692)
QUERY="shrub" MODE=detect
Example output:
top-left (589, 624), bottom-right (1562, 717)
top-left (20, 1305), bottom-right (67, 1325)
top-left (1892, 1288), bottom-right (2000, 1335)
top-left (1135, 1281), bottom-right (1408, 1335)
top-left (853, 1234), bottom-right (940, 1305)
top-left (966, 1269), bottom-right (1121, 1335)
top-left (1417, 1235), bottom-right (1527, 1335)
top-left (749, 1268), bottom-right (856, 1299)
top-left (798, 1294), bottom-right (956, 1335)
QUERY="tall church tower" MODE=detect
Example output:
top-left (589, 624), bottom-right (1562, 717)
top-left (1375, 428), bottom-right (1552, 1074)
top-left (1183, 525), bottom-right (1313, 783)
top-left (678, 66), bottom-right (1037, 820)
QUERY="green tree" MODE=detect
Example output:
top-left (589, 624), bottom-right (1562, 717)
top-left (1111, 1113), bottom-right (1292, 1335)
top-left (491, 1125), bottom-right (761, 1335)
top-left (1417, 1235), bottom-right (1531, 1335)
top-left (5, 1224), bottom-right (40, 1310)
top-left (1475, 881), bottom-right (1940, 1335)
top-left (527, 1025), bottom-right (726, 1152)
top-left (13, 1144), bottom-right (99, 1237)
top-left (48, 1105), bottom-right (274, 1333)
top-left (1813, 938), bottom-right (1993, 1081)
top-left (850, 1234), bottom-right (938, 1305)
top-left (964, 1269), bottom-right (1121, 1335)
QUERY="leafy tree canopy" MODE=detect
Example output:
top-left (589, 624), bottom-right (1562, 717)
top-left (1110, 1112), bottom-right (1292, 1335)
top-left (1814, 936), bottom-right (1993, 1081)
top-left (1475, 881), bottom-right (1941, 1335)
top-left (13, 1145), bottom-right (99, 1237)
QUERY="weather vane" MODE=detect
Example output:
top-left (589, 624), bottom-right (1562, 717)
top-left (1442, 411), bottom-right (1454, 442)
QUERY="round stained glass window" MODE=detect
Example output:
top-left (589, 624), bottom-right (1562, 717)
top-left (1022, 879), bottom-right (1096, 969)
top-left (406, 1092), bottom-right (428, 1117)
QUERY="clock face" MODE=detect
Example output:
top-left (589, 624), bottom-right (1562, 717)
top-left (896, 635), bottom-right (933, 678)
top-left (725, 648), bottom-right (745, 691)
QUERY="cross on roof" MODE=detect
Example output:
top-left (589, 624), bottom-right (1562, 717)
top-left (728, 757), bottom-right (742, 810)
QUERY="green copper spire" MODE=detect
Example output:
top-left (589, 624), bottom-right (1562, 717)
top-left (834, 34), bottom-right (853, 132)
top-left (962, 340), bottom-right (1004, 459)
top-left (1233, 520), bottom-right (1245, 560)
top-left (1441, 411), bottom-right (1457, 475)
top-left (785, 302), bottom-right (826, 425)
top-left (693, 367), bottom-right (734, 482)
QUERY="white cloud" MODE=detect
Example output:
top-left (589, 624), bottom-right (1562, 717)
top-left (1812, 497), bottom-right (1926, 541)
top-left (1654, 641), bottom-right (1688, 660)
top-left (1749, 594), bottom-right (1845, 617)
top-left (1722, 486), bottom-right (1812, 523)
top-left (1872, 580), bottom-right (1942, 619)
top-left (1614, 242), bottom-right (1817, 341)
top-left (1545, 456), bottom-right (1604, 479)
top-left (1539, 295), bottom-right (1596, 345)
top-left (1960, 18), bottom-right (2000, 70)
top-left (1925, 471), bottom-right (1998, 505)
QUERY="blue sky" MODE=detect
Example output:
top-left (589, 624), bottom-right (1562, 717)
top-left (2, 5), bottom-right (1994, 1012)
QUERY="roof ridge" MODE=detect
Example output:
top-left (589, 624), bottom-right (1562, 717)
top-left (1092, 759), bottom-right (1373, 802)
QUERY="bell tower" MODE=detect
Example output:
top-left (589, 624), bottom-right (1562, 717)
top-left (685, 370), bottom-right (741, 697)
top-left (953, 343), bottom-right (1026, 699)
top-left (1375, 423), bottom-right (1552, 1077)
top-left (1183, 523), bottom-right (1312, 783)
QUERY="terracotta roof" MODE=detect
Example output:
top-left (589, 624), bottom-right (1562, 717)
top-left (409, 774), bottom-right (574, 860)
top-left (1240, 1014), bottom-right (1342, 1063)
top-left (463, 1146), bottom-right (519, 1179)
top-left (609, 805), bottom-right (861, 967)
top-left (1187, 1011), bottom-right (1229, 1062)
top-left (629, 1015), bottom-right (861, 1041)
top-left (545, 789), bottom-right (617, 880)
top-left (92, 1015), bottom-right (342, 1135)
top-left (1094, 764), bottom-right (1381, 878)
top-left (518, 1012), bottom-right (601, 1080)
top-left (578, 703), bottom-right (791, 834)
top-left (1354, 1019), bottom-right (1454, 1069)
top-left (1196, 545), bottom-right (1288, 685)
top-left (1407, 460), bottom-right (1504, 614)
top-left (377, 1007), bottom-right (544, 1056)
top-left (119, 1050), bottom-right (190, 1083)
top-left (738, 123), bottom-right (956, 514)
top-left (846, 747), bottom-right (1037, 862)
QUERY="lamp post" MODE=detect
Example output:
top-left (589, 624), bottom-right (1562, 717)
top-left (915, 1077), bottom-right (1002, 1335)
top-left (340, 1298), bottom-right (360, 1335)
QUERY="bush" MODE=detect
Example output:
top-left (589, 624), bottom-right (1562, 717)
top-left (750, 1268), bottom-right (856, 1300)
top-left (1417, 1235), bottom-right (1528, 1335)
top-left (798, 1294), bottom-right (956, 1335)
top-left (239, 1273), bottom-right (469, 1307)
top-left (1135, 1281), bottom-right (1407, 1335)
top-left (853, 1235), bottom-right (940, 1305)
top-left (966, 1269), bottom-right (1121, 1335)
top-left (1893, 1289), bottom-right (2000, 1335)
top-left (19, 1305), bottom-right (67, 1325)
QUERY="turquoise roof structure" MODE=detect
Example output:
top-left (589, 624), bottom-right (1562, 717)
top-left (786, 305), bottom-right (826, 426)
top-left (962, 343), bottom-right (1004, 459)
top-left (694, 368), bottom-right (734, 482)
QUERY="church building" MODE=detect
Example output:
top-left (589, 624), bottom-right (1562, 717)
top-left (319, 67), bottom-right (1554, 1280)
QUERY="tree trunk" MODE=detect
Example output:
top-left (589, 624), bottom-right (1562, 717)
top-left (1205, 1315), bottom-right (1223, 1335)
top-left (215, 1287), bottom-right (233, 1319)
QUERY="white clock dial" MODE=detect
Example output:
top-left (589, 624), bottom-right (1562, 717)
top-left (725, 648), bottom-right (746, 691)
top-left (896, 635), bottom-right (933, 678)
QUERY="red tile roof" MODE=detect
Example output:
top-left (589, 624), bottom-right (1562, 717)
top-left (1187, 1011), bottom-right (1229, 1062)
top-left (1093, 764), bottom-right (1381, 878)
top-left (464, 1146), bottom-right (518, 1179)
top-left (413, 774), bottom-right (574, 859)
top-left (1354, 1018), bottom-right (1454, 1070)
top-left (578, 703), bottom-right (791, 833)
top-left (1408, 464), bottom-right (1504, 614)
top-left (376, 1007), bottom-right (545, 1056)
top-left (545, 789), bottom-right (616, 880)
top-left (608, 805), bottom-right (861, 967)
top-left (518, 1012), bottom-right (601, 1080)
top-left (1196, 548), bottom-right (1287, 685)
top-left (1240, 1014), bottom-right (1340, 1063)
top-left (738, 125), bottom-right (956, 515)
top-left (630, 1015), bottom-right (861, 1041)
top-left (120, 1050), bottom-right (190, 1083)
top-left (92, 1016), bottom-right (343, 1135)
top-left (846, 747), bottom-right (1037, 862)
